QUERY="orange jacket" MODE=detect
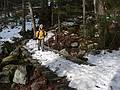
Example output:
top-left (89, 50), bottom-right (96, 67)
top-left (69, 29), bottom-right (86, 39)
top-left (36, 29), bottom-right (46, 40)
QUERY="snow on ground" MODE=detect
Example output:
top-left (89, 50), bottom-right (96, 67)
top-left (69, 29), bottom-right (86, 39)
top-left (0, 18), bottom-right (39, 44)
top-left (0, 26), bottom-right (22, 43)
top-left (25, 31), bottom-right (120, 90)
top-left (26, 18), bottom-right (39, 31)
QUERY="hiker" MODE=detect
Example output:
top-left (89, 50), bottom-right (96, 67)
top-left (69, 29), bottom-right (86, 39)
top-left (36, 24), bottom-right (47, 51)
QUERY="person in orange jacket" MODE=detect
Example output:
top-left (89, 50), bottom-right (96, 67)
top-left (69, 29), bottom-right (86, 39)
top-left (36, 24), bottom-right (46, 51)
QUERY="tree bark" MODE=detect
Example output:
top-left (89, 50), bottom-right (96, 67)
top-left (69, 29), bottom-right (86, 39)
top-left (4, 0), bottom-right (7, 24)
top-left (51, 10), bottom-right (54, 26)
top-left (28, 0), bottom-right (36, 37)
top-left (83, 0), bottom-right (86, 37)
top-left (22, 0), bottom-right (26, 31)
top-left (58, 13), bottom-right (60, 32)
top-left (51, 0), bottom-right (54, 26)
top-left (98, 0), bottom-right (105, 15)
top-left (94, 0), bottom-right (97, 14)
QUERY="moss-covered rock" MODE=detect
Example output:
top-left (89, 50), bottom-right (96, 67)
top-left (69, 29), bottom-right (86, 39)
top-left (1, 55), bottom-right (18, 65)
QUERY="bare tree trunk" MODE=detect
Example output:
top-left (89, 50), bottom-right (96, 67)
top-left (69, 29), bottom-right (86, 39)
top-left (58, 13), bottom-right (60, 32)
top-left (50, 0), bottom-right (54, 26)
top-left (4, 0), bottom-right (7, 24)
top-left (0, 1), bottom-right (3, 18)
top-left (51, 10), bottom-right (54, 26)
top-left (28, 0), bottom-right (36, 37)
top-left (22, 0), bottom-right (26, 31)
top-left (83, 0), bottom-right (86, 37)
top-left (94, 0), bottom-right (97, 14)
top-left (98, 0), bottom-right (105, 15)
top-left (55, 13), bottom-right (60, 44)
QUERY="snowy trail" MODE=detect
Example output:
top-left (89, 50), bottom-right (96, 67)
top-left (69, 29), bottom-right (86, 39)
top-left (25, 32), bottom-right (120, 90)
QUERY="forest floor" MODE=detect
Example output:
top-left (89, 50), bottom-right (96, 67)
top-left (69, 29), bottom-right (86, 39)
top-left (1, 20), bottom-right (120, 90)
top-left (0, 21), bottom-right (75, 90)
top-left (25, 31), bottom-right (120, 90)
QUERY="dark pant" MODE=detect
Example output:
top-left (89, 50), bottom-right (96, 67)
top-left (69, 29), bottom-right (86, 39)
top-left (38, 39), bottom-right (44, 50)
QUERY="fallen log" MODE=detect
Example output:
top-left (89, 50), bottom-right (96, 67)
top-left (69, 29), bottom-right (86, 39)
top-left (44, 46), bottom-right (95, 66)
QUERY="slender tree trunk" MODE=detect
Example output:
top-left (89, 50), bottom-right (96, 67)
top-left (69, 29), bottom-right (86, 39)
top-left (51, 10), bottom-right (54, 26)
top-left (55, 13), bottom-right (60, 44)
top-left (58, 13), bottom-right (60, 32)
top-left (22, 0), bottom-right (26, 31)
top-left (28, 0), bottom-right (36, 37)
top-left (94, 0), bottom-right (97, 15)
top-left (83, 0), bottom-right (86, 37)
top-left (4, 0), bottom-right (7, 24)
top-left (50, 0), bottom-right (54, 26)
top-left (98, 0), bottom-right (105, 15)
top-left (0, 1), bottom-right (3, 18)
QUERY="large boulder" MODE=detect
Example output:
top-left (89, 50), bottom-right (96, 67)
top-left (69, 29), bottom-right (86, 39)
top-left (13, 65), bottom-right (27, 84)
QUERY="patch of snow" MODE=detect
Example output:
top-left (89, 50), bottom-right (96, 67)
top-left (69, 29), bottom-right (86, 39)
top-left (26, 21), bottom-right (33, 31)
top-left (25, 31), bottom-right (120, 90)
top-left (26, 18), bottom-right (39, 31)
top-left (62, 21), bottom-right (75, 26)
top-left (0, 26), bottom-right (22, 43)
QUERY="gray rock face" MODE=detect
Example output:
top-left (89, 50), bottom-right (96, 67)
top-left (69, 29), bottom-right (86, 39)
top-left (60, 49), bottom-right (69, 56)
top-left (13, 65), bottom-right (27, 84)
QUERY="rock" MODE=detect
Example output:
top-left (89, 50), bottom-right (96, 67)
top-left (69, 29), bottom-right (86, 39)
top-left (0, 47), bottom-right (9, 59)
top-left (10, 46), bottom-right (22, 56)
top-left (56, 84), bottom-right (73, 90)
top-left (60, 49), bottom-right (69, 56)
top-left (2, 65), bottom-right (17, 82)
top-left (0, 83), bottom-right (12, 90)
top-left (31, 82), bottom-right (39, 90)
top-left (71, 42), bottom-right (79, 48)
top-left (90, 50), bottom-right (101, 55)
top-left (0, 71), bottom-right (10, 83)
top-left (93, 43), bottom-right (98, 49)
top-left (0, 46), bottom-right (2, 54)
top-left (1, 55), bottom-right (18, 66)
top-left (31, 81), bottom-right (46, 90)
top-left (21, 40), bottom-right (29, 45)
top-left (78, 50), bottom-right (86, 58)
top-left (30, 68), bottom-right (47, 90)
top-left (3, 41), bottom-right (15, 55)
top-left (21, 48), bottom-right (30, 58)
top-left (2, 64), bottom-right (17, 72)
top-left (13, 65), bottom-right (27, 84)
top-left (69, 48), bottom-right (79, 57)
top-left (87, 44), bottom-right (94, 50)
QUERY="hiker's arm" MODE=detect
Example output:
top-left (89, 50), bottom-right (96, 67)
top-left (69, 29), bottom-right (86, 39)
top-left (36, 31), bottom-right (39, 38)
